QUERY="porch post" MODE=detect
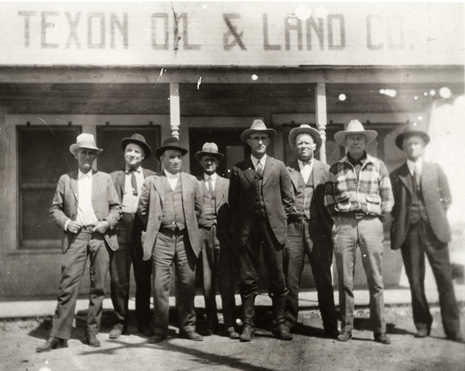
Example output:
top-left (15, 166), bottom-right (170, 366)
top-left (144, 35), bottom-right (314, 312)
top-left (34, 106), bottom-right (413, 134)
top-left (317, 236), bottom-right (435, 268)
top-left (315, 82), bottom-right (328, 163)
top-left (170, 82), bottom-right (181, 138)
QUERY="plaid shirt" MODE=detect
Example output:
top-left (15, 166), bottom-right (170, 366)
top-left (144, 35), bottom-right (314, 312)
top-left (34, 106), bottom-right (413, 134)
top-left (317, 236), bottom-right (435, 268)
top-left (324, 153), bottom-right (394, 217)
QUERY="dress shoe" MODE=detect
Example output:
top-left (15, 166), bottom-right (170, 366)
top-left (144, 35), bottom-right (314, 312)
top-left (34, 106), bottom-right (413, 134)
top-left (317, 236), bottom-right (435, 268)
top-left (138, 324), bottom-right (154, 337)
top-left (272, 323), bottom-right (293, 341)
top-left (337, 331), bottom-right (352, 342)
top-left (240, 324), bottom-right (255, 342)
top-left (226, 327), bottom-right (240, 340)
top-left (109, 324), bottom-right (126, 339)
top-left (87, 334), bottom-right (101, 347)
top-left (414, 328), bottom-right (430, 338)
top-left (36, 337), bottom-right (68, 353)
top-left (374, 333), bottom-right (391, 345)
top-left (446, 333), bottom-right (465, 343)
top-left (180, 331), bottom-right (204, 341)
top-left (148, 334), bottom-right (167, 343)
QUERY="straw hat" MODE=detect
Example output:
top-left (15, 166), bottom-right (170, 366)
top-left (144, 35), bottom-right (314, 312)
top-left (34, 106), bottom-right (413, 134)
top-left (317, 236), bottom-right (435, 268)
top-left (69, 133), bottom-right (102, 156)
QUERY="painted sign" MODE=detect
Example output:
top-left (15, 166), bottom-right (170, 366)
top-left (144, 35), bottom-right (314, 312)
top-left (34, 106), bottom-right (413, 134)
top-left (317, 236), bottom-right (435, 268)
top-left (0, 2), bottom-right (463, 66)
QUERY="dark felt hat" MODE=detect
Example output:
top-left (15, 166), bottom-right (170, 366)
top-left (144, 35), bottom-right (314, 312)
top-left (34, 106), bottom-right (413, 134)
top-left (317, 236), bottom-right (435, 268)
top-left (288, 124), bottom-right (322, 153)
top-left (195, 142), bottom-right (224, 161)
top-left (121, 133), bottom-right (152, 158)
top-left (155, 137), bottom-right (188, 158)
top-left (395, 124), bottom-right (431, 149)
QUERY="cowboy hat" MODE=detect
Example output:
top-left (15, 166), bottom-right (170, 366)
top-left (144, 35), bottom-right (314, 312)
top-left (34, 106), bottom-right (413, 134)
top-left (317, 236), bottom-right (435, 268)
top-left (121, 133), bottom-right (152, 158)
top-left (155, 137), bottom-right (188, 158)
top-left (334, 120), bottom-right (377, 146)
top-left (195, 142), bottom-right (224, 161)
top-left (69, 133), bottom-right (103, 156)
top-left (288, 124), bottom-right (322, 153)
top-left (395, 124), bottom-right (430, 149)
top-left (240, 119), bottom-right (277, 143)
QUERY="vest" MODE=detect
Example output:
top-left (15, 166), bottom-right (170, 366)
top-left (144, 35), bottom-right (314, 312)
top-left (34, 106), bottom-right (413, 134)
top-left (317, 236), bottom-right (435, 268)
top-left (409, 173), bottom-right (428, 224)
top-left (160, 177), bottom-right (186, 231)
top-left (295, 171), bottom-right (319, 220)
top-left (198, 181), bottom-right (217, 228)
top-left (253, 171), bottom-right (267, 218)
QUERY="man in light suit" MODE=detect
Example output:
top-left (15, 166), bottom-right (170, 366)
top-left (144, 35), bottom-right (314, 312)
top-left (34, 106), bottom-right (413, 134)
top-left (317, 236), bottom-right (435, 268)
top-left (196, 142), bottom-right (239, 339)
top-left (109, 134), bottom-right (156, 339)
top-left (36, 133), bottom-right (121, 352)
top-left (137, 137), bottom-right (203, 343)
top-left (284, 125), bottom-right (338, 338)
top-left (390, 125), bottom-right (464, 343)
top-left (229, 119), bottom-right (294, 342)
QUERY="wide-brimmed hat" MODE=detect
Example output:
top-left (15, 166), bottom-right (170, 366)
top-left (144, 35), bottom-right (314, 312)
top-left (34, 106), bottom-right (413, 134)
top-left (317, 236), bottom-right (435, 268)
top-left (288, 124), bottom-right (322, 153)
top-left (240, 119), bottom-right (277, 143)
top-left (195, 142), bottom-right (224, 161)
top-left (121, 133), bottom-right (152, 158)
top-left (334, 120), bottom-right (378, 146)
top-left (155, 137), bottom-right (188, 158)
top-left (69, 133), bottom-right (103, 156)
top-left (395, 124), bottom-right (431, 149)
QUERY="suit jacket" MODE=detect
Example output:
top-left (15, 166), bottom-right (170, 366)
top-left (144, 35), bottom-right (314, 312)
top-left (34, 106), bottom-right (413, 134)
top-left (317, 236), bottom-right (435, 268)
top-left (197, 174), bottom-right (231, 238)
top-left (49, 170), bottom-right (121, 253)
top-left (390, 161), bottom-right (452, 250)
top-left (229, 156), bottom-right (294, 248)
top-left (287, 159), bottom-right (333, 235)
top-left (137, 172), bottom-right (202, 261)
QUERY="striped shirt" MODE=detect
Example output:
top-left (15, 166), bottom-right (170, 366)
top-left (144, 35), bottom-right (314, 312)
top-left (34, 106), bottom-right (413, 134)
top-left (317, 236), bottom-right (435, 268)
top-left (324, 153), bottom-right (394, 217)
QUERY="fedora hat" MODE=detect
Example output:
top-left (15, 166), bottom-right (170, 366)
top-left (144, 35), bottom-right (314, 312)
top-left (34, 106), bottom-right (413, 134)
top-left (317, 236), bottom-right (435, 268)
top-left (121, 133), bottom-right (152, 158)
top-left (240, 119), bottom-right (277, 143)
top-left (155, 137), bottom-right (188, 158)
top-left (288, 124), bottom-right (322, 153)
top-left (195, 142), bottom-right (224, 161)
top-left (334, 120), bottom-right (377, 146)
top-left (395, 124), bottom-right (430, 149)
top-left (69, 133), bottom-right (103, 156)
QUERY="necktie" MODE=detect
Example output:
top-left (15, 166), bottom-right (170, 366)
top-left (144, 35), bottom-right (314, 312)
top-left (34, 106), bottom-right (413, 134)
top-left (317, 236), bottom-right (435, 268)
top-left (413, 168), bottom-right (421, 187)
top-left (207, 176), bottom-right (215, 198)
top-left (256, 161), bottom-right (263, 177)
top-left (129, 169), bottom-right (138, 196)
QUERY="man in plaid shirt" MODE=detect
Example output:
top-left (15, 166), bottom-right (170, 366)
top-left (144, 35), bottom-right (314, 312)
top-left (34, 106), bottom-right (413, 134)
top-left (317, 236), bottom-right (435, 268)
top-left (325, 120), bottom-right (394, 345)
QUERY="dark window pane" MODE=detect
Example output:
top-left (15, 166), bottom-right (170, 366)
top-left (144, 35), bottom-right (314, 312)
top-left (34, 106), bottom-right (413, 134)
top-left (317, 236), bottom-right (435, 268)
top-left (18, 126), bottom-right (81, 184)
top-left (97, 126), bottom-right (161, 174)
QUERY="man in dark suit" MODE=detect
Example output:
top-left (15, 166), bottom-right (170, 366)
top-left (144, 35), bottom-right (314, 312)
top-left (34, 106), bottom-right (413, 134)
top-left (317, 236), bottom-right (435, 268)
top-left (109, 134), bottom-right (156, 339)
top-left (229, 119), bottom-right (294, 342)
top-left (390, 125), bottom-right (464, 342)
top-left (36, 133), bottom-right (121, 352)
top-left (284, 125), bottom-right (338, 338)
top-left (137, 137), bottom-right (203, 343)
top-left (196, 142), bottom-right (239, 339)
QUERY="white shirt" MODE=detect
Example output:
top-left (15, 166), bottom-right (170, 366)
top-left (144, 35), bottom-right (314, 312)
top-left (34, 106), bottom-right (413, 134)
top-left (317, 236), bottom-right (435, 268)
top-left (66, 170), bottom-right (98, 230)
top-left (251, 154), bottom-right (267, 171)
top-left (122, 165), bottom-right (144, 214)
top-left (164, 169), bottom-right (180, 190)
top-left (407, 158), bottom-right (423, 177)
top-left (204, 172), bottom-right (217, 192)
top-left (298, 159), bottom-right (313, 184)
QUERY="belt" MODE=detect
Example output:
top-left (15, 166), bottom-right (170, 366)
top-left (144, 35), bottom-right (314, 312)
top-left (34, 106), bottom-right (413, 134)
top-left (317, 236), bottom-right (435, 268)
top-left (80, 225), bottom-right (96, 232)
top-left (340, 211), bottom-right (378, 219)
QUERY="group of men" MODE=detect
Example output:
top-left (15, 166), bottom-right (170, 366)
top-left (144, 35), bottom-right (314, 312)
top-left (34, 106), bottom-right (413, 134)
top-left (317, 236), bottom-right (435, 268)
top-left (36, 117), bottom-right (463, 352)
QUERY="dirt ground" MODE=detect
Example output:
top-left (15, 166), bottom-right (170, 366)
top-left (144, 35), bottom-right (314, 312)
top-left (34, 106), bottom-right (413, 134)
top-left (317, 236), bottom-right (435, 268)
top-left (1, 303), bottom-right (464, 371)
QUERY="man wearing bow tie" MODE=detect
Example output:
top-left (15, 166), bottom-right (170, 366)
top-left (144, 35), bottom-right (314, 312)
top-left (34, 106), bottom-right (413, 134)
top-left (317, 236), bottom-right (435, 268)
top-left (196, 142), bottom-right (239, 339)
top-left (229, 119), bottom-right (294, 342)
top-left (284, 125), bottom-right (338, 339)
top-left (390, 125), bottom-right (464, 343)
top-left (109, 134), bottom-right (156, 339)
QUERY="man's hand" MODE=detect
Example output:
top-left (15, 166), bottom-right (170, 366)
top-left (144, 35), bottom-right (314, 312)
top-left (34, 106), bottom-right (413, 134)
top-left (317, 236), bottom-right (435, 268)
top-left (67, 221), bottom-right (82, 234)
top-left (93, 221), bottom-right (110, 234)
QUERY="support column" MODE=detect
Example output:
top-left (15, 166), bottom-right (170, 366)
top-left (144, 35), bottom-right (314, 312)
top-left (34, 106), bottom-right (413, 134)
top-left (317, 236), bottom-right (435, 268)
top-left (170, 82), bottom-right (181, 138)
top-left (315, 82), bottom-right (328, 163)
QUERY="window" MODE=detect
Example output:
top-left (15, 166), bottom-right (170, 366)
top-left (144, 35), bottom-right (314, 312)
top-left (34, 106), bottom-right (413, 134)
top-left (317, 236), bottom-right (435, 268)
top-left (18, 126), bottom-right (81, 249)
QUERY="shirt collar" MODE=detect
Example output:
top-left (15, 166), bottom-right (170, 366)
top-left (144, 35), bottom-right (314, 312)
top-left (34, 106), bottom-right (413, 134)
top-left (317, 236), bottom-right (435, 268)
top-left (251, 154), bottom-right (267, 167)
top-left (126, 165), bottom-right (142, 174)
top-left (163, 169), bottom-right (180, 179)
top-left (204, 173), bottom-right (217, 181)
top-left (407, 158), bottom-right (423, 175)
top-left (78, 170), bottom-right (92, 179)
top-left (347, 151), bottom-right (367, 166)
top-left (298, 158), bottom-right (313, 168)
